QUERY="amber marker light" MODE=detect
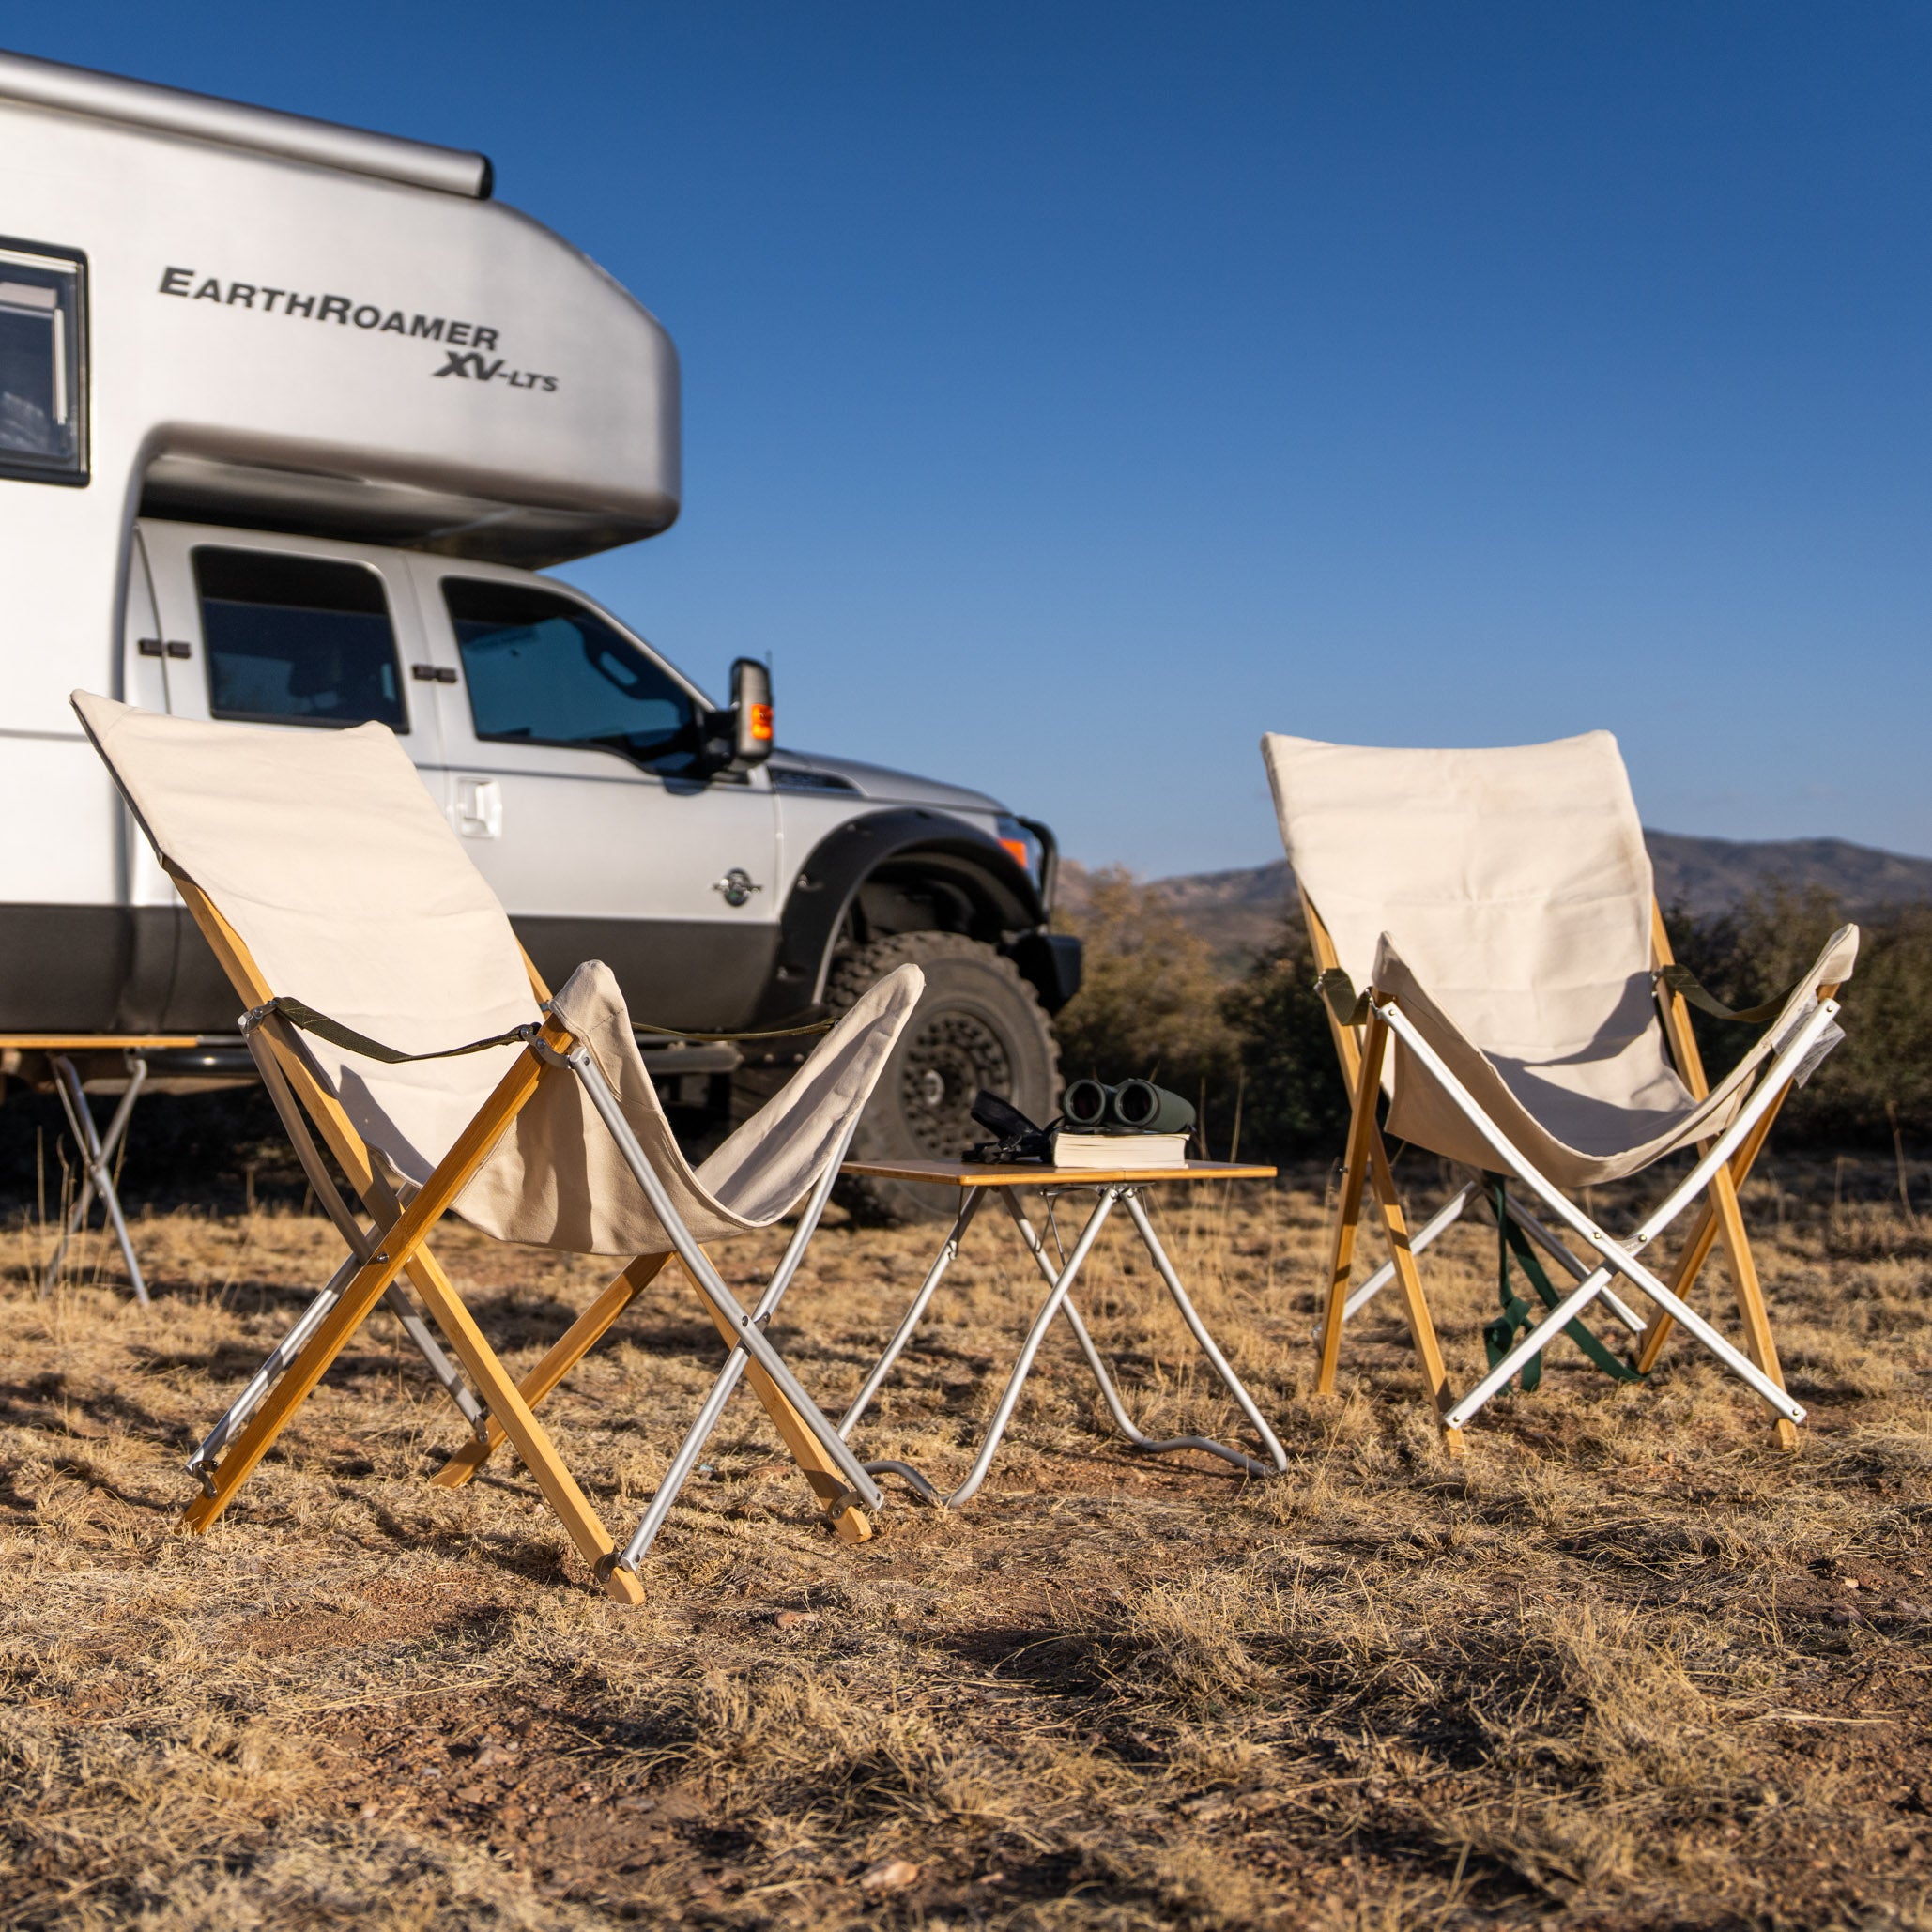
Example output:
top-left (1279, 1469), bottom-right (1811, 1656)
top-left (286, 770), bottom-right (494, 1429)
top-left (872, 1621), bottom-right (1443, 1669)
top-left (749, 703), bottom-right (774, 742)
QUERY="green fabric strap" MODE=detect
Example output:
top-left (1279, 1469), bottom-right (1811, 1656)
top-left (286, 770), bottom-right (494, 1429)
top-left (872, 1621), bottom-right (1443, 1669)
top-left (628, 1015), bottom-right (834, 1042)
top-left (1654, 964), bottom-right (1785, 1025)
top-left (1313, 967), bottom-right (1372, 1029)
top-left (1482, 1178), bottom-right (1644, 1388)
top-left (243, 996), bottom-right (834, 1064)
top-left (240, 998), bottom-right (538, 1065)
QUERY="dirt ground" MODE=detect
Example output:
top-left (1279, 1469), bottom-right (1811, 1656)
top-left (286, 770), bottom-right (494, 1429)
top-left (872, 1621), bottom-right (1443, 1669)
top-left (0, 1154), bottom-right (1927, 1930)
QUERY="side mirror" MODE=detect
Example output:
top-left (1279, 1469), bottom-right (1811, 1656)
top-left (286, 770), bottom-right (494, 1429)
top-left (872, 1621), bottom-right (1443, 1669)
top-left (731, 657), bottom-right (774, 766)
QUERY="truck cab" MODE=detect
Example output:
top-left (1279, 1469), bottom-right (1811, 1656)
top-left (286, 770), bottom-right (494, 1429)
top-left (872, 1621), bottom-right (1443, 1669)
top-left (0, 48), bottom-right (1077, 1215)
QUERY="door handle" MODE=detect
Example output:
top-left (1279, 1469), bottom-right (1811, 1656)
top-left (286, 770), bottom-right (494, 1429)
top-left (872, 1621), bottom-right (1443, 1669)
top-left (455, 776), bottom-right (502, 839)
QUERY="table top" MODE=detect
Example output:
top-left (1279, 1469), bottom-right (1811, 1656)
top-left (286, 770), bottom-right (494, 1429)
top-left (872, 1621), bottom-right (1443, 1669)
top-left (841, 1158), bottom-right (1278, 1189)
top-left (0, 1035), bottom-right (204, 1051)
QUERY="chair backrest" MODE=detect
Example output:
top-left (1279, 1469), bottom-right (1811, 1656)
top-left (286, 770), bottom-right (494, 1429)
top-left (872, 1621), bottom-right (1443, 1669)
top-left (74, 694), bottom-right (537, 1181)
top-left (1262, 730), bottom-right (1664, 1074)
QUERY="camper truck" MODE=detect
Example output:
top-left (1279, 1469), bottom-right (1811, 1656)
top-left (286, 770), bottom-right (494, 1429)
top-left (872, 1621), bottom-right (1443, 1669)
top-left (0, 48), bottom-right (1078, 1215)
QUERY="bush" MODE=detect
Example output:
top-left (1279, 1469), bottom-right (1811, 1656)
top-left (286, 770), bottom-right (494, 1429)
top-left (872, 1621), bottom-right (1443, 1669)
top-left (1054, 867), bottom-right (1932, 1163)
top-left (1665, 888), bottom-right (1932, 1144)
top-left (1051, 864), bottom-right (1245, 1146)
top-left (1053, 866), bottom-right (1349, 1161)
top-left (1219, 915), bottom-right (1353, 1158)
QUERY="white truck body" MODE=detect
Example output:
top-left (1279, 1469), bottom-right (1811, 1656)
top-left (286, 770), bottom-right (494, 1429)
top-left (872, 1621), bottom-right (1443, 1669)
top-left (0, 50), bottom-right (1074, 1190)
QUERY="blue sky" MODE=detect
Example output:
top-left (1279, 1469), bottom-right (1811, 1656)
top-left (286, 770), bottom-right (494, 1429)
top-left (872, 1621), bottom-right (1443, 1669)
top-left (25, 3), bottom-right (1932, 874)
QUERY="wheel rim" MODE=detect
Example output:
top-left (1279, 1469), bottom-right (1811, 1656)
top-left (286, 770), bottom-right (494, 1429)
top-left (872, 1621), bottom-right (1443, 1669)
top-left (897, 1004), bottom-right (1015, 1158)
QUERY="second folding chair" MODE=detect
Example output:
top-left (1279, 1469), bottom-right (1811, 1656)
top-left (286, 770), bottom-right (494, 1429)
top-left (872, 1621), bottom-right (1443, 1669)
top-left (1263, 730), bottom-right (1856, 1450)
top-left (75, 693), bottom-right (922, 1600)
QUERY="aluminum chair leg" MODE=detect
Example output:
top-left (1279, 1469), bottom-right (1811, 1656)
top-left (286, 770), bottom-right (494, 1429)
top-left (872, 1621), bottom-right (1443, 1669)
top-left (1384, 996), bottom-right (1841, 1432)
top-left (187, 1259), bottom-right (485, 1490)
top-left (615, 1120), bottom-right (862, 1569)
top-left (189, 1251), bottom-right (360, 1488)
top-left (836, 1188), bottom-right (985, 1436)
top-left (1337, 1179), bottom-right (1645, 1339)
top-left (44, 1054), bottom-right (149, 1303)
top-left (1441, 1100), bottom-right (1821, 1429)
top-left (380, 1287), bottom-right (489, 1433)
top-left (562, 1044), bottom-right (884, 1513)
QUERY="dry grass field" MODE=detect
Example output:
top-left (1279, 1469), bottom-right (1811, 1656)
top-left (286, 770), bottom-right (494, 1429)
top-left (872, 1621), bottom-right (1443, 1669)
top-left (1, 1157), bottom-right (1928, 1930)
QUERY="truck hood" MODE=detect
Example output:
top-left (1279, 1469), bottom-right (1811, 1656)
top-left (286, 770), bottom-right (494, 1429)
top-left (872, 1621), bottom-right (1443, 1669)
top-left (767, 749), bottom-right (1006, 818)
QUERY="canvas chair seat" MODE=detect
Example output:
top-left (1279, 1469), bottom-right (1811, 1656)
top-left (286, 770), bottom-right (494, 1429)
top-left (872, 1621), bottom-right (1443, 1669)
top-left (75, 692), bottom-right (922, 1598)
top-left (1372, 926), bottom-right (1856, 1188)
top-left (461, 958), bottom-right (914, 1254)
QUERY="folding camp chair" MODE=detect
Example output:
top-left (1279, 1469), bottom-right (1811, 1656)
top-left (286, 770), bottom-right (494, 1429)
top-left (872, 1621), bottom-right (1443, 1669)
top-left (1263, 730), bottom-right (1856, 1450)
top-left (0, 1035), bottom-right (203, 1301)
top-left (75, 693), bottom-right (922, 1601)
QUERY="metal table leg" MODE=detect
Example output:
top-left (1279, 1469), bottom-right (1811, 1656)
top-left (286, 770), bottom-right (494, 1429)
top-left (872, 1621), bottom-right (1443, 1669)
top-left (1005, 1188), bottom-right (1286, 1478)
top-left (841, 1174), bottom-right (1287, 1508)
top-left (836, 1184), bottom-right (1124, 1508)
top-left (44, 1053), bottom-right (149, 1303)
top-left (936, 1187), bottom-right (1122, 1506)
top-left (1120, 1190), bottom-right (1288, 1472)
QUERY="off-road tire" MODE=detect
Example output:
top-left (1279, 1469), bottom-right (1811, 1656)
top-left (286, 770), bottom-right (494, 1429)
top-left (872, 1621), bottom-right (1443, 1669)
top-left (825, 931), bottom-right (1060, 1224)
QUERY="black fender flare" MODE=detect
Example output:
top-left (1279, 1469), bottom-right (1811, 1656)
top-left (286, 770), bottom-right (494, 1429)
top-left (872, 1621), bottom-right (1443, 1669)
top-left (755, 808), bottom-right (1049, 1021)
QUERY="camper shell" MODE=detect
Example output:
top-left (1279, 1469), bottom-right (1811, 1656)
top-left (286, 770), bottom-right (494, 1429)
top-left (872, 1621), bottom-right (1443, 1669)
top-left (0, 50), bottom-right (1075, 1203)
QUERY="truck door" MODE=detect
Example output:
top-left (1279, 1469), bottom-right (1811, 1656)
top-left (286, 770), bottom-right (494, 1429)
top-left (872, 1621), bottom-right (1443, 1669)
top-left (135, 521), bottom-right (446, 1028)
top-left (138, 523), bottom-right (439, 749)
top-left (406, 558), bottom-right (782, 1033)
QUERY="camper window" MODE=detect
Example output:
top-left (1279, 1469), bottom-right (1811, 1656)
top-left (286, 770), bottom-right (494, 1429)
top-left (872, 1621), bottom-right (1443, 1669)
top-left (193, 548), bottom-right (408, 732)
top-left (445, 579), bottom-right (698, 773)
top-left (0, 240), bottom-right (86, 486)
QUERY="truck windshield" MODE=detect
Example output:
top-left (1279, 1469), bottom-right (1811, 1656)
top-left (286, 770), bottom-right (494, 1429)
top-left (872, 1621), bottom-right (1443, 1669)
top-left (0, 240), bottom-right (85, 484)
top-left (443, 578), bottom-right (698, 771)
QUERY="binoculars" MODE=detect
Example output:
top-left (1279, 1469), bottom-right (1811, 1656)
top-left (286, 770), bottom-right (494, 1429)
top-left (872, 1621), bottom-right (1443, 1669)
top-left (1061, 1078), bottom-right (1196, 1136)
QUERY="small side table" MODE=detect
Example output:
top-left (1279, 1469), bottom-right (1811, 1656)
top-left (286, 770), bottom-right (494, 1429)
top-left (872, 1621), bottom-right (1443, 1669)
top-left (0, 1034), bottom-right (203, 1303)
top-left (836, 1158), bottom-right (1288, 1507)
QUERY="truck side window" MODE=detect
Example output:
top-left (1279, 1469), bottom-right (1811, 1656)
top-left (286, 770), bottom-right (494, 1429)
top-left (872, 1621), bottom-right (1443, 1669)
top-left (194, 548), bottom-right (407, 731)
top-left (444, 578), bottom-right (698, 772)
top-left (0, 239), bottom-right (86, 486)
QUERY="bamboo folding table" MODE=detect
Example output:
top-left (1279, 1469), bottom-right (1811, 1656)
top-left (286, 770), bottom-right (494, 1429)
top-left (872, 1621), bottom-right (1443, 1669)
top-left (0, 1033), bottom-right (208, 1302)
top-left (836, 1157), bottom-right (1289, 1506)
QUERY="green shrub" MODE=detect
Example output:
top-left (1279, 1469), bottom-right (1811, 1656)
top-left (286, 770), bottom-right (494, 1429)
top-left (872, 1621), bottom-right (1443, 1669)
top-left (1219, 915), bottom-right (1353, 1158)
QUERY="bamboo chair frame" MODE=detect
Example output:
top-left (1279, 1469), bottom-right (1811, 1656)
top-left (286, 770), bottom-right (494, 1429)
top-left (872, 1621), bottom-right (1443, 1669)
top-left (1302, 887), bottom-right (1826, 1449)
top-left (170, 866), bottom-right (872, 1602)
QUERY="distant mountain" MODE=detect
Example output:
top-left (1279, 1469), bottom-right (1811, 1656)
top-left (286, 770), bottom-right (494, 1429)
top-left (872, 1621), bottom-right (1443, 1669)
top-left (1644, 832), bottom-right (1932, 922)
top-left (1068, 833), bottom-right (1932, 971)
